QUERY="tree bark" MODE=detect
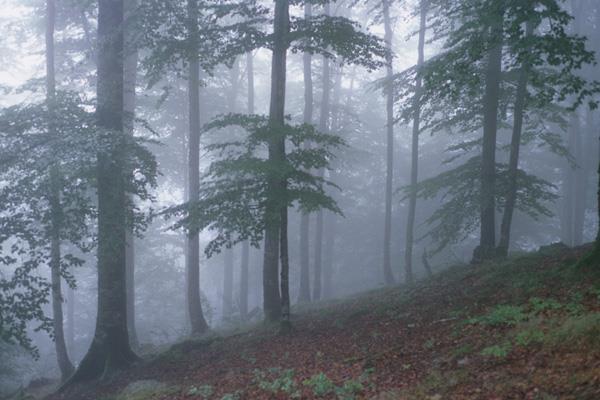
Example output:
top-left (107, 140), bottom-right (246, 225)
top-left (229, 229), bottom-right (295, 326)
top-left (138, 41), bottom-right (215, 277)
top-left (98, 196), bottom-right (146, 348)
top-left (46, 0), bottom-right (74, 382)
top-left (65, 0), bottom-right (137, 384)
top-left (497, 21), bottom-right (533, 258)
top-left (240, 52), bottom-right (254, 320)
top-left (404, 0), bottom-right (428, 284)
top-left (473, 4), bottom-right (504, 263)
top-left (124, 0), bottom-right (139, 349)
top-left (280, 207), bottom-right (291, 332)
top-left (186, 0), bottom-right (209, 335)
top-left (66, 284), bottom-right (75, 355)
top-left (382, 0), bottom-right (395, 284)
top-left (298, 2), bottom-right (313, 304)
top-left (263, 0), bottom-right (289, 322)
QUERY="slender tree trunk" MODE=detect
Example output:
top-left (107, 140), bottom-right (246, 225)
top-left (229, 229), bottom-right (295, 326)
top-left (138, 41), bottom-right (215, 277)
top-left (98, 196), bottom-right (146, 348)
top-left (497, 21), bottom-right (533, 258)
top-left (186, 0), bottom-right (209, 335)
top-left (223, 250), bottom-right (234, 318)
top-left (298, 2), bottom-right (313, 304)
top-left (66, 284), bottom-right (75, 355)
top-left (313, 3), bottom-right (331, 302)
top-left (240, 52), bottom-right (254, 320)
top-left (124, 0), bottom-right (139, 349)
top-left (66, 0), bottom-right (137, 384)
top-left (382, 0), bottom-right (395, 284)
top-left (562, 115), bottom-right (577, 247)
top-left (573, 111), bottom-right (585, 246)
top-left (222, 59), bottom-right (239, 320)
top-left (263, 0), bottom-right (289, 322)
top-left (280, 207), bottom-right (291, 332)
top-left (46, 0), bottom-right (74, 382)
top-left (473, 4), bottom-right (504, 263)
top-left (404, 0), bottom-right (428, 284)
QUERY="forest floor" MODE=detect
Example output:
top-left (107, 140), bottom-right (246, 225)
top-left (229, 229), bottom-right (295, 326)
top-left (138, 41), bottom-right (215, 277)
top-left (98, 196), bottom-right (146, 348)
top-left (45, 244), bottom-right (600, 400)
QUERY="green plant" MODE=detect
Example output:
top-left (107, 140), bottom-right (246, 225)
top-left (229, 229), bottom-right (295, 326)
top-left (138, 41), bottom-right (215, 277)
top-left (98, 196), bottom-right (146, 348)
top-left (480, 342), bottom-right (512, 358)
top-left (187, 384), bottom-right (214, 398)
top-left (254, 368), bottom-right (299, 397)
top-left (545, 313), bottom-right (600, 350)
top-left (515, 329), bottom-right (545, 347)
top-left (335, 379), bottom-right (364, 400)
top-left (528, 297), bottom-right (562, 314)
top-left (468, 305), bottom-right (526, 327)
top-left (303, 373), bottom-right (335, 397)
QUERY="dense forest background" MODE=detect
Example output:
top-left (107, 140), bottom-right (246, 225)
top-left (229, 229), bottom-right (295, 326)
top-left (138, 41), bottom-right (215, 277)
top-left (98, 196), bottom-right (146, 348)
top-left (0, 0), bottom-right (599, 394)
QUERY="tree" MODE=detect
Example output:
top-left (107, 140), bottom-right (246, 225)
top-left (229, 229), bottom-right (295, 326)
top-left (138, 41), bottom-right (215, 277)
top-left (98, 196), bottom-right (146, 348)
top-left (404, 0), bottom-right (429, 283)
top-left (298, 2), bottom-right (313, 304)
top-left (67, 0), bottom-right (140, 382)
top-left (46, 0), bottom-right (75, 381)
top-left (382, 0), bottom-right (395, 284)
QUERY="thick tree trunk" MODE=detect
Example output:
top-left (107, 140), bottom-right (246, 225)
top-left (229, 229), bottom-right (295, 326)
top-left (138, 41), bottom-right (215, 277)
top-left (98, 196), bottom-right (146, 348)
top-left (313, 4), bottom-right (331, 302)
top-left (65, 0), bottom-right (137, 384)
top-left (497, 21), bottom-right (532, 258)
top-left (298, 2), bottom-right (313, 304)
top-left (382, 0), bottom-right (395, 284)
top-left (46, 0), bottom-right (74, 382)
top-left (263, 0), bottom-right (289, 322)
top-left (124, 0), bottom-right (138, 349)
top-left (186, 0), bottom-right (209, 335)
top-left (473, 5), bottom-right (504, 264)
top-left (404, 0), bottom-right (428, 284)
top-left (239, 52), bottom-right (254, 320)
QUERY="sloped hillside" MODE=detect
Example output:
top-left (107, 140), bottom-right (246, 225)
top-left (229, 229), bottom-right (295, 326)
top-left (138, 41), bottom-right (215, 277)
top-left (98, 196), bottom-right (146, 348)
top-left (45, 244), bottom-right (600, 400)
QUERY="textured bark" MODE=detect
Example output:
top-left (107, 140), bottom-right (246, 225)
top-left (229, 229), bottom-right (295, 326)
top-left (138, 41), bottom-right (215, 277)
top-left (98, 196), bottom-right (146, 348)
top-left (473, 5), bottom-right (504, 263)
top-left (298, 2), bottom-right (313, 304)
top-left (65, 0), bottom-right (137, 384)
top-left (124, 0), bottom-right (138, 349)
top-left (382, 0), bottom-right (395, 284)
top-left (46, 0), bottom-right (74, 382)
top-left (186, 0), bottom-right (210, 335)
top-left (313, 4), bottom-right (331, 302)
top-left (263, 0), bottom-right (289, 322)
top-left (404, 0), bottom-right (428, 284)
top-left (497, 21), bottom-right (532, 258)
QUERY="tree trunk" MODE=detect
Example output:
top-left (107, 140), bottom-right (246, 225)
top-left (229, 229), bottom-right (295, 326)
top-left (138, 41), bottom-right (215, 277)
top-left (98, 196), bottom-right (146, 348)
top-left (263, 0), bottom-right (289, 322)
top-left (382, 0), bottom-right (395, 284)
top-left (573, 111), bottom-right (585, 246)
top-left (65, 0), bottom-right (137, 384)
top-left (313, 3), bottom-right (331, 302)
top-left (473, 4), bottom-right (504, 264)
top-left (280, 207), bottom-right (291, 332)
top-left (186, 0), bottom-right (209, 335)
top-left (223, 250), bottom-right (234, 318)
top-left (497, 21), bottom-right (533, 258)
top-left (298, 2), bottom-right (313, 304)
top-left (404, 0), bottom-right (428, 284)
top-left (240, 52), bottom-right (254, 320)
top-left (124, 0), bottom-right (139, 349)
top-left (66, 284), bottom-right (75, 355)
top-left (562, 114), bottom-right (578, 247)
top-left (46, 0), bottom-right (74, 382)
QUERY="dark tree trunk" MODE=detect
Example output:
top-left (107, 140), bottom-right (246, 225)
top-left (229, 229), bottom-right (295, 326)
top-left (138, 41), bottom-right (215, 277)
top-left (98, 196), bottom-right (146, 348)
top-left (404, 0), bottom-right (428, 284)
top-left (65, 0), bottom-right (137, 384)
top-left (46, 0), bottom-right (74, 383)
top-left (280, 207), bottom-right (291, 332)
top-left (186, 0), bottom-right (209, 335)
top-left (382, 0), bottom-right (395, 284)
top-left (263, 0), bottom-right (289, 322)
top-left (497, 21), bottom-right (533, 258)
top-left (298, 2), bottom-right (313, 304)
top-left (239, 52), bottom-right (254, 320)
top-left (124, 0), bottom-right (138, 349)
top-left (313, 4), bottom-right (331, 301)
top-left (473, 4), bottom-right (504, 264)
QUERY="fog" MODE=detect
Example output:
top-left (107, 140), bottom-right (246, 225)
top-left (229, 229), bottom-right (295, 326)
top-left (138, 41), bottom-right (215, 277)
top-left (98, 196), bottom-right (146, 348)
top-left (0, 0), bottom-right (599, 397)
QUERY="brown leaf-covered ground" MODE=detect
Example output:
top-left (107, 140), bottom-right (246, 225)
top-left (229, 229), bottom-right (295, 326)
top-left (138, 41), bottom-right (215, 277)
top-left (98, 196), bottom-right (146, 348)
top-left (46, 245), bottom-right (600, 399)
